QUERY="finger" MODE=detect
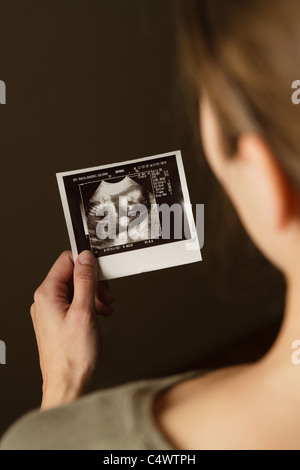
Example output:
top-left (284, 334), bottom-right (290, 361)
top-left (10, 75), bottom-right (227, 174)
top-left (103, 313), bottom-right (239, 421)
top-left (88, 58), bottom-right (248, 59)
top-left (95, 296), bottom-right (114, 317)
top-left (34, 251), bottom-right (75, 310)
top-left (72, 250), bottom-right (97, 312)
top-left (96, 281), bottom-right (114, 306)
top-left (45, 251), bottom-right (74, 285)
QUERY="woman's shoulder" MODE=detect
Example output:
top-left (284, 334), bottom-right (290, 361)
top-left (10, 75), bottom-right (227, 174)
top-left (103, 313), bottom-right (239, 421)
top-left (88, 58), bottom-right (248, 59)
top-left (0, 368), bottom-right (207, 450)
top-left (153, 362), bottom-right (299, 450)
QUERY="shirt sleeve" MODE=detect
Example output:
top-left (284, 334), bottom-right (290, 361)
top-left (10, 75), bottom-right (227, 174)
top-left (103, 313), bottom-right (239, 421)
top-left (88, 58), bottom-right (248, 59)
top-left (0, 370), bottom-right (205, 450)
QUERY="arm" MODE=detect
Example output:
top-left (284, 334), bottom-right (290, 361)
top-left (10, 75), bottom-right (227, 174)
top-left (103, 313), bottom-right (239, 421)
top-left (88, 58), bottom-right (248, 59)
top-left (30, 250), bottom-right (113, 411)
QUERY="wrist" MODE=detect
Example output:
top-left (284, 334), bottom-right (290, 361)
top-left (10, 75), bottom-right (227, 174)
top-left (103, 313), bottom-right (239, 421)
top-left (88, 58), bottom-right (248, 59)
top-left (41, 376), bottom-right (86, 410)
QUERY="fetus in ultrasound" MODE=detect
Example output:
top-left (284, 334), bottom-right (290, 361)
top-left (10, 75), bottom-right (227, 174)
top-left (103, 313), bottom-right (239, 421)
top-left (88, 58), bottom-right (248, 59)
top-left (85, 176), bottom-right (160, 251)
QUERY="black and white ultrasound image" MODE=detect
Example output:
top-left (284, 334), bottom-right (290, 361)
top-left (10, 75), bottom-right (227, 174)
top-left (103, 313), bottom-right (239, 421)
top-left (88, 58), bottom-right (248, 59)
top-left (63, 155), bottom-right (191, 258)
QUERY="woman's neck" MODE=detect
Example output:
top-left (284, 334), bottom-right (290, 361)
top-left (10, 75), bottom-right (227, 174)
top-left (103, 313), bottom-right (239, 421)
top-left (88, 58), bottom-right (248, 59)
top-left (263, 272), bottom-right (300, 371)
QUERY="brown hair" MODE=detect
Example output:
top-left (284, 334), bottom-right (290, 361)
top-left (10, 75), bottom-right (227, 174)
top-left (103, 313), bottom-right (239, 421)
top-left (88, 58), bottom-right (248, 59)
top-left (178, 0), bottom-right (300, 189)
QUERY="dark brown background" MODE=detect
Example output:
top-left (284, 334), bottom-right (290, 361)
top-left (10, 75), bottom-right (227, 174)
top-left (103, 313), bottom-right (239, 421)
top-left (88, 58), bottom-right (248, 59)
top-left (0, 0), bottom-right (285, 436)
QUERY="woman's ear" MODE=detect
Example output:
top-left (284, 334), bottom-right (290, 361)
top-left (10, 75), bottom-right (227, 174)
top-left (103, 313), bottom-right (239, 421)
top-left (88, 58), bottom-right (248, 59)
top-left (228, 133), bottom-right (298, 234)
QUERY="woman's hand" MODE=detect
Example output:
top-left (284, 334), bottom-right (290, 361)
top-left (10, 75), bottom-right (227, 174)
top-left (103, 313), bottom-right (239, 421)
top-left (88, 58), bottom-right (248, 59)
top-left (30, 250), bottom-right (113, 411)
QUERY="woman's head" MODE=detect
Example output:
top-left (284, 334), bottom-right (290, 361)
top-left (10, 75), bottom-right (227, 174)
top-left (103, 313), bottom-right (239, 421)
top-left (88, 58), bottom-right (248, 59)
top-left (179, 0), bottom-right (300, 277)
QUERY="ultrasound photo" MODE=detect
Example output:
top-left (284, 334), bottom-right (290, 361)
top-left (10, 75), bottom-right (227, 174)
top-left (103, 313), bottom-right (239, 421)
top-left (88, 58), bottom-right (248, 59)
top-left (57, 151), bottom-right (201, 280)
top-left (80, 175), bottom-right (161, 255)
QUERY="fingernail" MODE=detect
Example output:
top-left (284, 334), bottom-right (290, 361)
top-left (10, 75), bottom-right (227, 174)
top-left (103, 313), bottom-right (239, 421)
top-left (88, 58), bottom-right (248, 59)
top-left (78, 250), bottom-right (95, 266)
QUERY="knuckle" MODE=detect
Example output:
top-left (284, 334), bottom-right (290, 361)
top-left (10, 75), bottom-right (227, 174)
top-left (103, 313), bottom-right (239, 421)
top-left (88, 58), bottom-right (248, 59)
top-left (71, 305), bottom-right (93, 324)
top-left (30, 303), bottom-right (36, 318)
top-left (76, 269), bottom-right (95, 284)
top-left (33, 282), bottom-right (48, 303)
top-left (33, 287), bottom-right (42, 303)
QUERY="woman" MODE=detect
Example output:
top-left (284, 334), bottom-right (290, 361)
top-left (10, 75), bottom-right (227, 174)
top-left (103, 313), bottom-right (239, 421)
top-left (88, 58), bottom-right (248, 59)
top-left (1, 0), bottom-right (300, 450)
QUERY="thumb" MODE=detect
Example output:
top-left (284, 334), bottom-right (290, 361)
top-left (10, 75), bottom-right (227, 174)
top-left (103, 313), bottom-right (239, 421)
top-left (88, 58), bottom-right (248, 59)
top-left (72, 250), bottom-right (98, 312)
